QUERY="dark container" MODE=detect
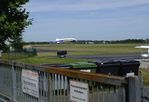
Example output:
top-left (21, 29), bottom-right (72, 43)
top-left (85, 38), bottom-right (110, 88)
top-left (57, 50), bottom-right (67, 58)
top-left (96, 61), bottom-right (120, 76)
top-left (95, 60), bottom-right (140, 76)
top-left (119, 60), bottom-right (140, 76)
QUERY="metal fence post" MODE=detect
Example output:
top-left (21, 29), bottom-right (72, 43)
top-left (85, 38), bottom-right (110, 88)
top-left (12, 62), bottom-right (17, 102)
top-left (117, 86), bottom-right (126, 102)
top-left (127, 76), bottom-right (141, 102)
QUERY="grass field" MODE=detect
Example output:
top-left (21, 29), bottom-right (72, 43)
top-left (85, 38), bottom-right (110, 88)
top-left (33, 43), bottom-right (143, 56)
top-left (2, 43), bottom-right (145, 64)
top-left (141, 69), bottom-right (149, 87)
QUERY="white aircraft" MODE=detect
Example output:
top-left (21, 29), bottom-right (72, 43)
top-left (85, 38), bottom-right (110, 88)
top-left (135, 45), bottom-right (149, 57)
top-left (55, 38), bottom-right (77, 44)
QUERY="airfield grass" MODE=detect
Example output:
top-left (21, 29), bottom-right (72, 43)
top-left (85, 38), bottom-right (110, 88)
top-left (1, 43), bottom-right (149, 86)
top-left (2, 52), bottom-right (86, 64)
top-left (33, 43), bottom-right (144, 56)
top-left (17, 56), bottom-right (87, 64)
top-left (2, 43), bottom-right (145, 64)
top-left (141, 69), bottom-right (149, 87)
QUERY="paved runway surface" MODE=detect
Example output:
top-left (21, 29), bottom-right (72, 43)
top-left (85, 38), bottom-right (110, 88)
top-left (69, 54), bottom-right (142, 62)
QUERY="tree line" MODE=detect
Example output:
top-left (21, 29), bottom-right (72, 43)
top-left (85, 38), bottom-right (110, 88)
top-left (76, 39), bottom-right (149, 44)
top-left (25, 39), bottom-right (149, 44)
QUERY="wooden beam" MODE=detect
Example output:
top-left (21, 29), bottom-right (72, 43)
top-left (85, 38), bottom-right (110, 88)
top-left (43, 66), bottom-right (126, 86)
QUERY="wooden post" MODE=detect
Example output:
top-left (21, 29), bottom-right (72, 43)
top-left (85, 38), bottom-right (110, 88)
top-left (127, 76), bottom-right (142, 102)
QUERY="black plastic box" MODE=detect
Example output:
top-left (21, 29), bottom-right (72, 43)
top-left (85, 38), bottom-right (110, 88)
top-left (119, 60), bottom-right (140, 76)
top-left (95, 60), bottom-right (140, 76)
top-left (96, 61), bottom-right (120, 76)
top-left (57, 50), bottom-right (67, 58)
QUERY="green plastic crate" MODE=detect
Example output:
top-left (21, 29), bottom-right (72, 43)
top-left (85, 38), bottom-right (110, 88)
top-left (67, 62), bottom-right (97, 73)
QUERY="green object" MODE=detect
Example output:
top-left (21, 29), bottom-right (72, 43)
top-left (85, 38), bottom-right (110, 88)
top-left (69, 62), bottom-right (97, 69)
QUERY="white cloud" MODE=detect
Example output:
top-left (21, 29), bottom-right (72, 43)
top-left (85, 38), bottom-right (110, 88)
top-left (26, 0), bottom-right (149, 12)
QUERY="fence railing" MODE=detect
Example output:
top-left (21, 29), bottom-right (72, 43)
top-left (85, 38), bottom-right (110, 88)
top-left (0, 60), bottom-right (142, 102)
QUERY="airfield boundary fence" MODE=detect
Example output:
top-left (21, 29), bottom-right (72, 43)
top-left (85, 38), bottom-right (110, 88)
top-left (0, 60), bottom-right (143, 102)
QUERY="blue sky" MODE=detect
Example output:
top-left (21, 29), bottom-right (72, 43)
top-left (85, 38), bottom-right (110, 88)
top-left (23, 0), bottom-right (149, 41)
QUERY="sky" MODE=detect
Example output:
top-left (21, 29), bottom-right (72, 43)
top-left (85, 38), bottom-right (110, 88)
top-left (23, 0), bottom-right (149, 41)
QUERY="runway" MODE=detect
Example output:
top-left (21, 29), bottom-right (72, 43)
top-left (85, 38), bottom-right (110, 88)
top-left (69, 54), bottom-right (142, 62)
top-left (36, 49), bottom-right (142, 61)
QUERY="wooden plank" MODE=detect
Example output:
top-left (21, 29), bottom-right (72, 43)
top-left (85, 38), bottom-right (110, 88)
top-left (43, 66), bottom-right (126, 86)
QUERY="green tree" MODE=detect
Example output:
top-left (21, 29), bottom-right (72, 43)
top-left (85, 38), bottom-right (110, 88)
top-left (0, 0), bottom-right (32, 52)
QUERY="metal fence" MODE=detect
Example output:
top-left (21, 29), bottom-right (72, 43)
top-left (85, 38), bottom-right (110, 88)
top-left (0, 60), bottom-right (142, 102)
